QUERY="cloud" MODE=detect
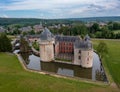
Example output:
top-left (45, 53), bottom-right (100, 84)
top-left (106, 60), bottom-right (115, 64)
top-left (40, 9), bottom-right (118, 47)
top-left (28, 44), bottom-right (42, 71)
top-left (0, 14), bottom-right (9, 18)
top-left (0, 0), bottom-right (120, 18)
top-left (1, 0), bottom-right (119, 11)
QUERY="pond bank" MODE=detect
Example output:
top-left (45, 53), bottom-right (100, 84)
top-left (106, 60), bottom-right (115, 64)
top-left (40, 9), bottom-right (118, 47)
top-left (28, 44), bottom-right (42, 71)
top-left (15, 52), bottom-right (109, 86)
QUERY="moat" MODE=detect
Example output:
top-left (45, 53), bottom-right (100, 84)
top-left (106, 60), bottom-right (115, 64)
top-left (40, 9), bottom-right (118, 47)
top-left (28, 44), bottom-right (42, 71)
top-left (14, 50), bottom-right (108, 82)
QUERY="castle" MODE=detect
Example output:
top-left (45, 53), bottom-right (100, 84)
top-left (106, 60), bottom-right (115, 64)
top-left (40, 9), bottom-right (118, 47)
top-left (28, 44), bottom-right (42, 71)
top-left (39, 28), bottom-right (93, 68)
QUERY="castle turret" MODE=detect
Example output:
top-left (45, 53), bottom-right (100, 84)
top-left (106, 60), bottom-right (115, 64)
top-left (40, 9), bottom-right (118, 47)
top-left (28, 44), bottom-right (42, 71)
top-left (39, 27), bottom-right (54, 62)
top-left (74, 35), bottom-right (93, 68)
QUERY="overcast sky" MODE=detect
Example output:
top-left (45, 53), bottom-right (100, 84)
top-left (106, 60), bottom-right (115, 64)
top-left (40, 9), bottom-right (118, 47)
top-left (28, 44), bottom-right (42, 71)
top-left (0, 0), bottom-right (120, 19)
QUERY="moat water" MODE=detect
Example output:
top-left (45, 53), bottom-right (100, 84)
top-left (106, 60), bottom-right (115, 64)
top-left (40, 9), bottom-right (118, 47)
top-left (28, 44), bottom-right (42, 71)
top-left (14, 50), bottom-right (108, 82)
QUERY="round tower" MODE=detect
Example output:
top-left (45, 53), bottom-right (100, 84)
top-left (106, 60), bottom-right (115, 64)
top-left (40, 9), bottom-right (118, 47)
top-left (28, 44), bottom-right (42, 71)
top-left (81, 35), bottom-right (93, 68)
top-left (81, 49), bottom-right (93, 68)
top-left (39, 28), bottom-right (54, 62)
top-left (74, 35), bottom-right (93, 68)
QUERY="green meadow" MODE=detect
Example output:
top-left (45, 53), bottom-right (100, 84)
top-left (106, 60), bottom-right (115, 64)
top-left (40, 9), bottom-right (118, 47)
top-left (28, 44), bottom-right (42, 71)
top-left (0, 39), bottom-right (120, 92)
top-left (113, 30), bottom-right (120, 34)
top-left (93, 39), bottom-right (120, 88)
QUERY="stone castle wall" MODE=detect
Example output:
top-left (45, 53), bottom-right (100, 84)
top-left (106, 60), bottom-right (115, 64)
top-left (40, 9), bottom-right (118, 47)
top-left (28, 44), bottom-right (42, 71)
top-left (74, 48), bottom-right (93, 68)
top-left (81, 50), bottom-right (93, 68)
top-left (74, 48), bottom-right (81, 65)
top-left (40, 41), bottom-right (54, 62)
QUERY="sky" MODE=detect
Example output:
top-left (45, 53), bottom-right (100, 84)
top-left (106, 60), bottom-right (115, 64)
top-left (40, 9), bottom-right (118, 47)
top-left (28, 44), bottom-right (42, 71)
top-left (0, 0), bottom-right (120, 19)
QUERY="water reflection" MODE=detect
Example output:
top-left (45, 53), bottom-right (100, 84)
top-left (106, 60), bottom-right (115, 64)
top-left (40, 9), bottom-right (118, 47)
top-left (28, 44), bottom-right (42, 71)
top-left (19, 52), bottom-right (107, 82)
top-left (27, 54), bottom-right (41, 70)
top-left (21, 53), bottom-right (30, 65)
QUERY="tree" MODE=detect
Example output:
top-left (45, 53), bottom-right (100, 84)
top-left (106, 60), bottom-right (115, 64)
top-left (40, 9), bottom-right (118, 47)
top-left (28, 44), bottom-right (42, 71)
top-left (100, 27), bottom-right (113, 39)
top-left (71, 24), bottom-right (88, 36)
top-left (22, 32), bottom-right (27, 36)
top-left (108, 24), bottom-right (113, 31)
top-left (95, 31), bottom-right (102, 38)
top-left (96, 41), bottom-right (108, 59)
top-left (113, 22), bottom-right (120, 30)
top-left (20, 37), bottom-right (30, 52)
top-left (90, 23), bottom-right (100, 33)
top-left (28, 30), bottom-right (35, 35)
top-left (32, 41), bottom-right (39, 51)
top-left (0, 33), bottom-right (12, 52)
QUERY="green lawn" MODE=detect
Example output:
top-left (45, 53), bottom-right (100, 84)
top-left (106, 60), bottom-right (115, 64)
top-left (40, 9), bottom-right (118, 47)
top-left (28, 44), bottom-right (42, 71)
top-left (113, 30), bottom-right (120, 34)
top-left (7, 35), bottom-right (16, 41)
top-left (92, 39), bottom-right (120, 88)
top-left (0, 39), bottom-right (120, 92)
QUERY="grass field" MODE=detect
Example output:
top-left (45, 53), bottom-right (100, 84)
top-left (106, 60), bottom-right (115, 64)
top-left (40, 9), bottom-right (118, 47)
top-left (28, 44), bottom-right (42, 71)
top-left (93, 39), bottom-right (120, 88)
top-left (0, 39), bottom-right (120, 92)
top-left (113, 30), bottom-right (120, 34)
top-left (7, 35), bottom-right (16, 41)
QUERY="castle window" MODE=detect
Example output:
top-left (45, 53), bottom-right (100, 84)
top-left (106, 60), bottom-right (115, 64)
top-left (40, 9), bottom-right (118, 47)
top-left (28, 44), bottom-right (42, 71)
top-left (79, 50), bottom-right (81, 54)
top-left (87, 58), bottom-right (89, 61)
top-left (69, 47), bottom-right (71, 50)
top-left (79, 56), bottom-right (81, 60)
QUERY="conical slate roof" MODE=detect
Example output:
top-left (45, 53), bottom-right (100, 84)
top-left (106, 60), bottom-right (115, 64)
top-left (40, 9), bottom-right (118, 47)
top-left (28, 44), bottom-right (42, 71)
top-left (75, 34), bottom-right (92, 50)
top-left (40, 27), bottom-right (54, 41)
top-left (84, 34), bottom-right (90, 41)
top-left (74, 40), bottom-right (92, 50)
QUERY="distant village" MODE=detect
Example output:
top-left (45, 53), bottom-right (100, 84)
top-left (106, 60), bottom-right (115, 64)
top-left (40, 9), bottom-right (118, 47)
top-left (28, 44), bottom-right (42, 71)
top-left (0, 22), bottom-right (107, 34)
top-left (0, 21), bottom-right (120, 39)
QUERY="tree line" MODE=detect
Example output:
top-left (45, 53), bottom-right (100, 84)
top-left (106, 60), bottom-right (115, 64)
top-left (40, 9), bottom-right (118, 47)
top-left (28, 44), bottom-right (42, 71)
top-left (50, 22), bottom-right (120, 39)
top-left (2, 21), bottom-right (120, 39)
